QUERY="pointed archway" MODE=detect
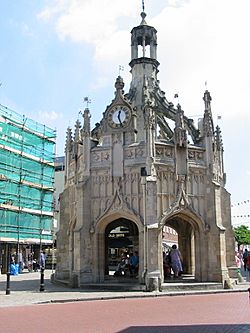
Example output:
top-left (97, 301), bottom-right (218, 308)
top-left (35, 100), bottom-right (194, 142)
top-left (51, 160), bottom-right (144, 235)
top-left (163, 217), bottom-right (196, 278)
top-left (93, 210), bottom-right (143, 283)
top-left (161, 208), bottom-right (207, 282)
top-left (104, 218), bottom-right (139, 276)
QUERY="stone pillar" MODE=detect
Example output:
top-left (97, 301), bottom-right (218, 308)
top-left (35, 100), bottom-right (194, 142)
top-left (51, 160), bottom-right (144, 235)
top-left (144, 177), bottom-right (162, 291)
top-left (146, 225), bottom-right (162, 291)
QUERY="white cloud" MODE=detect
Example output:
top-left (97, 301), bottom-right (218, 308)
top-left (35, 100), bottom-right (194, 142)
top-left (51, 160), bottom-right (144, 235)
top-left (38, 0), bottom-right (250, 119)
top-left (38, 110), bottom-right (62, 122)
top-left (37, 0), bottom-right (250, 121)
top-left (38, 0), bottom-right (140, 94)
top-left (37, 0), bottom-right (250, 202)
top-left (38, 0), bottom-right (137, 43)
top-left (145, 0), bottom-right (250, 122)
top-left (37, 0), bottom-right (71, 21)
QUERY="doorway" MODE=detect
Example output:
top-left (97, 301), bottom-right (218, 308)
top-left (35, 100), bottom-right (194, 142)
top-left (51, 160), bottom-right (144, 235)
top-left (163, 216), bottom-right (197, 280)
top-left (104, 218), bottom-right (139, 276)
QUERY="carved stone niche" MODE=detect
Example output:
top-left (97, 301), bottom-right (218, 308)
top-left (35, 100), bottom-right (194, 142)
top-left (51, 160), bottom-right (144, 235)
top-left (188, 150), bottom-right (195, 160)
top-left (124, 148), bottom-right (135, 159)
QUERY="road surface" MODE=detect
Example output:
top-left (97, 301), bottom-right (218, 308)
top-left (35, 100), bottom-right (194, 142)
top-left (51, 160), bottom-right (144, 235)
top-left (1, 292), bottom-right (250, 333)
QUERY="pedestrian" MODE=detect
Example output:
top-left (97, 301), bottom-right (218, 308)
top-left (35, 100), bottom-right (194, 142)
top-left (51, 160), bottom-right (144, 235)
top-left (235, 251), bottom-right (242, 273)
top-left (163, 251), bottom-right (171, 279)
top-left (39, 250), bottom-right (46, 270)
top-left (18, 251), bottom-right (24, 273)
top-left (169, 245), bottom-right (183, 278)
top-left (129, 251), bottom-right (139, 278)
top-left (243, 249), bottom-right (248, 271)
top-left (114, 253), bottom-right (129, 276)
top-left (246, 252), bottom-right (250, 282)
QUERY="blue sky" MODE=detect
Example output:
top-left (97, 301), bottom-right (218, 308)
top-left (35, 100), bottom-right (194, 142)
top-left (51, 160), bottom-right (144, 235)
top-left (1, 0), bottom-right (250, 211)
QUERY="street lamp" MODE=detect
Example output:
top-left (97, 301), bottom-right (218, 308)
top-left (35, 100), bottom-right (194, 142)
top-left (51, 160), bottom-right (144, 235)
top-left (141, 167), bottom-right (148, 283)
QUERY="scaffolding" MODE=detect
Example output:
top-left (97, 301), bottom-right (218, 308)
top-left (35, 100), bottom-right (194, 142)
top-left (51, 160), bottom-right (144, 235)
top-left (0, 103), bottom-right (56, 246)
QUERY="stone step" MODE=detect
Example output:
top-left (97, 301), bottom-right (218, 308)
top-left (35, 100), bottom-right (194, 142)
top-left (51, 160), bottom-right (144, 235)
top-left (161, 281), bottom-right (223, 292)
top-left (80, 282), bottom-right (144, 292)
top-left (57, 273), bottom-right (224, 293)
top-left (81, 276), bottom-right (223, 292)
top-left (81, 281), bottom-right (223, 293)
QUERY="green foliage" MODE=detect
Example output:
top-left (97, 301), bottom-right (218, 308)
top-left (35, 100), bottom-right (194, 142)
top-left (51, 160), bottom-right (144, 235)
top-left (234, 225), bottom-right (250, 246)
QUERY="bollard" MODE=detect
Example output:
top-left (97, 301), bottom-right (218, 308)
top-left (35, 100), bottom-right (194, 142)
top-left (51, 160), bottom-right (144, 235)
top-left (6, 247), bottom-right (11, 295)
top-left (40, 267), bottom-right (45, 292)
top-left (248, 287), bottom-right (250, 298)
top-left (6, 271), bottom-right (10, 295)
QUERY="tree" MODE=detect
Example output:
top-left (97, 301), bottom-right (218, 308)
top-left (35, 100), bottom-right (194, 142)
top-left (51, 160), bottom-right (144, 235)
top-left (234, 225), bottom-right (250, 250)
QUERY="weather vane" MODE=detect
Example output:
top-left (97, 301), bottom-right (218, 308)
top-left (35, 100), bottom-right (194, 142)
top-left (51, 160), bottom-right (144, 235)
top-left (83, 96), bottom-right (91, 108)
top-left (119, 65), bottom-right (124, 76)
top-left (174, 92), bottom-right (180, 105)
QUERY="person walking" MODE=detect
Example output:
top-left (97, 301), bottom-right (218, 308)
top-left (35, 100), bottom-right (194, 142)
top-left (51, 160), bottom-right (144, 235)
top-left (235, 251), bottom-right (242, 273)
top-left (39, 250), bottom-right (46, 270)
top-left (243, 249), bottom-right (248, 271)
top-left (246, 252), bottom-right (250, 282)
top-left (169, 245), bottom-right (183, 278)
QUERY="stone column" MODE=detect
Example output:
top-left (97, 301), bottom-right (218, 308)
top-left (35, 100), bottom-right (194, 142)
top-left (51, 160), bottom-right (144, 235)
top-left (144, 177), bottom-right (162, 291)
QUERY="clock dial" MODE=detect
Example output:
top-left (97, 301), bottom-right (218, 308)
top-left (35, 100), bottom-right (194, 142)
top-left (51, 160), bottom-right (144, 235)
top-left (112, 109), bottom-right (126, 124)
top-left (108, 105), bottom-right (131, 128)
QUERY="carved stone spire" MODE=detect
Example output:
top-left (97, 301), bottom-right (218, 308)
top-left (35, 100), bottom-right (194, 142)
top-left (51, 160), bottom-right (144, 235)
top-left (203, 90), bottom-right (214, 137)
top-left (81, 108), bottom-right (91, 137)
top-left (111, 75), bottom-right (126, 106)
top-left (203, 89), bottom-right (212, 110)
top-left (115, 75), bottom-right (125, 95)
top-left (74, 119), bottom-right (81, 143)
top-left (174, 104), bottom-right (187, 147)
top-left (215, 125), bottom-right (223, 152)
top-left (65, 127), bottom-right (73, 152)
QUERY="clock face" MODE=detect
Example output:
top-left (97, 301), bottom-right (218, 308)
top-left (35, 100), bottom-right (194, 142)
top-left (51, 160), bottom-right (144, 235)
top-left (108, 105), bottom-right (131, 128)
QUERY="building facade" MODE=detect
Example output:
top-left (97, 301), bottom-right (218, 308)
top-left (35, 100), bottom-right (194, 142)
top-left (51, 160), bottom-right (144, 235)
top-left (55, 12), bottom-right (237, 289)
top-left (0, 104), bottom-right (55, 273)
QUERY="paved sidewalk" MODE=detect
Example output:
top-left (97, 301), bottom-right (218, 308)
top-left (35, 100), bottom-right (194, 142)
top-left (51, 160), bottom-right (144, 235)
top-left (0, 269), bottom-right (250, 308)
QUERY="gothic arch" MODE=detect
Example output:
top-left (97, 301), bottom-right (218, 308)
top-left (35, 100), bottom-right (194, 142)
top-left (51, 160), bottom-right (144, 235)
top-left (160, 207), bottom-right (208, 282)
top-left (92, 210), bottom-right (143, 282)
top-left (95, 209), bottom-right (142, 234)
top-left (160, 207), bottom-right (206, 233)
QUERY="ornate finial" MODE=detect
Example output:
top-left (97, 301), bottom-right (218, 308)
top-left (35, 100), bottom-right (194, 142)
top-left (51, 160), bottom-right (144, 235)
top-left (115, 76), bottom-right (125, 91)
top-left (203, 90), bottom-right (214, 137)
top-left (215, 125), bottom-right (223, 151)
top-left (174, 104), bottom-right (187, 147)
top-left (82, 108), bottom-right (91, 137)
top-left (65, 127), bottom-right (73, 152)
top-left (203, 90), bottom-right (212, 110)
top-left (74, 119), bottom-right (81, 142)
top-left (174, 93), bottom-right (179, 106)
top-left (142, 0), bottom-right (145, 12)
top-left (140, 11), bottom-right (147, 25)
